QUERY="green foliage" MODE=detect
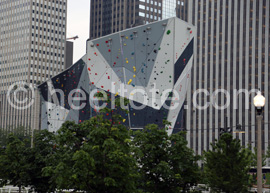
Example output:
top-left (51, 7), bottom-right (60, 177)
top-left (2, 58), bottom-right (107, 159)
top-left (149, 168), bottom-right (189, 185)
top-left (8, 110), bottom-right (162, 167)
top-left (43, 115), bottom-right (138, 192)
top-left (0, 135), bottom-right (31, 192)
top-left (42, 121), bottom-right (87, 190)
top-left (28, 130), bottom-right (57, 193)
top-left (0, 100), bottom-right (201, 193)
top-left (204, 133), bottom-right (252, 193)
top-left (132, 124), bottom-right (200, 193)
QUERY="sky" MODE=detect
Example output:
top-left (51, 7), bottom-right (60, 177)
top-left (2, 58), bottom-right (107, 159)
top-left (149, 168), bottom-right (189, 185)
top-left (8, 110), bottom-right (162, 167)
top-left (67, 0), bottom-right (90, 63)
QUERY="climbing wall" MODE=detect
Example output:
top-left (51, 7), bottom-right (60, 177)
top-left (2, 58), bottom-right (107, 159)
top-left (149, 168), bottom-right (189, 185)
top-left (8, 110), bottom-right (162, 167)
top-left (39, 17), bottom-right (195, 133)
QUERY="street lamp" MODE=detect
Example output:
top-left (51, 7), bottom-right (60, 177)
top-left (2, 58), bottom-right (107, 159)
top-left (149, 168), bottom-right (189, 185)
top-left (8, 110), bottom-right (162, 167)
top-left (253, 91), bottom-right (265, 193)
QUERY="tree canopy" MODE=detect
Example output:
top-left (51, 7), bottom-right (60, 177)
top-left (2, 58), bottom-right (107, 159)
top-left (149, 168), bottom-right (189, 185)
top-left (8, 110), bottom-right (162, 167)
top-left (132, 124), bottom-right (200, 193)
top-left (0, 100), bottom-right (200, 193)
top-left (204, 133), bottom-right (252, 193)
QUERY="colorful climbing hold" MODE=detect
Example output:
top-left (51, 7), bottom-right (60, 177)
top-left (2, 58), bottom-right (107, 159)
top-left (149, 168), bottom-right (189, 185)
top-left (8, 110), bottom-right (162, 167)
top-left (128, 79), bottom-right (132, 85)
top-left (167, 30), bottom-right (171, 35)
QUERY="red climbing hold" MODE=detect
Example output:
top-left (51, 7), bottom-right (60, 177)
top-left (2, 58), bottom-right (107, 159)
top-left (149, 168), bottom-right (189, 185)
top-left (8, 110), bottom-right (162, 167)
top-left (108, 76), bottom-right (110, 79)
top-left (95, 73), bottom-right (97, 75)
top-left (88, 58), bottom-right (91, 61)
top-left (101, 86), bottom-right (104, 88)
top-left (88, 67), bottom-right (91, 71)
top-left (105, 40), bottom-right (109, 43)
top-left (190, 30), bottom-right (192, 34)
top-left (97, 43), bottom-right (99, 46)
top-left (92, 82), bottom-right (94, 84)
top-left (108, 49), bottom-right (111, 52)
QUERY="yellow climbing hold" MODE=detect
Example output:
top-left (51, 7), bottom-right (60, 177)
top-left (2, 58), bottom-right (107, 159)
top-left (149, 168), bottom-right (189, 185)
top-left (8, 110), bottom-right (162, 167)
top-left (133, 75), bottom-right (136, 78)
top-left (133, 66), bottom-right (136, 72)
top-left (123, 119), bottom-right (126, 122)
top-left (126, 36), bottom-right (129, 39)
top-left (126, 60), bottom-right (129, 64)
top-left (128, 79), bottom-right (132, 85)
top-left (115, 92), bottom-right (119, 96)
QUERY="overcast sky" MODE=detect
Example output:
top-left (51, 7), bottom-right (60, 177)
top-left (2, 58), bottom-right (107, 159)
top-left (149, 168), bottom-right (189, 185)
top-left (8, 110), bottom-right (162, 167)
top-left (67, 0), bottom-right (90, 63)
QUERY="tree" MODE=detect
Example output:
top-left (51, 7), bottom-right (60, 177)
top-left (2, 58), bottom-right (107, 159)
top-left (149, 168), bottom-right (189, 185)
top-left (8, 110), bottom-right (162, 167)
top-left (43, 98), bottom-right (139, 192)
top-left (0, 135), bottom-right (31, 193)
top-left (204, 133), bottom-right (252, 193)
top-left (28, 130), bottom-right (57, 193)
top-left (73, 115), bottom-right (138, 193)
top-left (42, 121), bottom-right (89, 191)
top-left (132, 124), bottom-right (200, 193)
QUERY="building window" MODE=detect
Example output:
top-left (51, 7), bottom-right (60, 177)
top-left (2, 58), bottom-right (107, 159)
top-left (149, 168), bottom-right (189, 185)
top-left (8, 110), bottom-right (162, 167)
top-left (139, 5), bottom-right (145, 9)
top-left (139, 12), bottom-right (145, 17)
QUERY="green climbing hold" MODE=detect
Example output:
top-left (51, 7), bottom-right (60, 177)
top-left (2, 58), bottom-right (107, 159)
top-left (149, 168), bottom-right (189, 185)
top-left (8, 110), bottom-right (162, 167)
top-left (167, 30), bottom-right (171, 35)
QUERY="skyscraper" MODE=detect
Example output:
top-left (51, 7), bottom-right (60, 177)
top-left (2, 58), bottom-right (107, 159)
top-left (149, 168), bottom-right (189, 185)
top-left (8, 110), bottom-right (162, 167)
top-left (89, 0), bottom-right (189, 39)
top-left (90, 0), bottom-right (164, 40)
top-left (0, 0), bottom-right (67, 129)
top-left (185, 0), bottom-right (270, 156)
